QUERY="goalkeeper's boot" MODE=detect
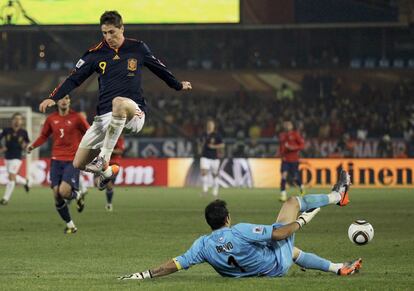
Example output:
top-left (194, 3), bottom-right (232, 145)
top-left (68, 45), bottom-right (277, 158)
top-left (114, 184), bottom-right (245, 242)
top-left (332, 170), bottom-right (351, 206)
top-left (0, 198), bottom-right (8, 205)
top-left (97, 165), bottom-right (119, 191)
top-left (105, 204), bottom-right (113, 212)
top-left (76, 190), bottom-right (86, 213)
top-left (85, 156), bottom-right (108, 174)
top-left (64, 226), bottom-right (78, 234)
top-left (337, 258), bottom-right (362, 276)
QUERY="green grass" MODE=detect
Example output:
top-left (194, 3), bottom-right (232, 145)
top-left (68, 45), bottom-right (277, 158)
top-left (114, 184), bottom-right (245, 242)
top-left (0, 187), bottom-right (413, 290)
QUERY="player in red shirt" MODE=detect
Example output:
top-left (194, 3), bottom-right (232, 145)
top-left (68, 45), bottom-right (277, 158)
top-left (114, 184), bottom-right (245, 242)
top-left (28, 95), bottom-right (90, 234)
top-left (278, 121), bottom-right (305, 202)
top-left (95, 135), bottom-right (124, 212)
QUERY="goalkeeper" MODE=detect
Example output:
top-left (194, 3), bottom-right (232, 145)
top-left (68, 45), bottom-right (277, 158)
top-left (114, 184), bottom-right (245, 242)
top-left (120, 170), bottom-right (362, 280)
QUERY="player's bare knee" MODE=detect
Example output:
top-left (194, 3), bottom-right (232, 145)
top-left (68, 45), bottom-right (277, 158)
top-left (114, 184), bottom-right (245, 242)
top-left (58, 185), bottom-right (71, 198)
top-left (292, 247), bottom-right (301, 261)
top-left (8, 174), bottom-right (16, 181)
top-left (112, 97), bottom-right (126, 113)
top-left (72, 159), bottom-right (84, 170)
top-left (285, 196), bottom-right (300, 211)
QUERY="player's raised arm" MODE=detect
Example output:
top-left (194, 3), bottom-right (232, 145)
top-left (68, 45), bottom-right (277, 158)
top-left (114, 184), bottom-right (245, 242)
top-left (39, 52), bottom-right (96, 113)
top-left (141, 42), bottom-right (192, 91)
top-left (119, 259), bottom-right (179, 280)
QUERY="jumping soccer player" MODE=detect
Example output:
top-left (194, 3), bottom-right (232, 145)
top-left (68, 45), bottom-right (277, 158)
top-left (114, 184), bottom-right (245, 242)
top-left (119, 171), bottom-right (361, 280)
top-left (0, 113), bottom-right (30, 205)
top-left (28, 95), bottom-right (90, 234)
top-left (199, 119), bottom-right (224, 197)
top-left (279, 120), bottom-right (305, 202)
top-left (38, 10), bottom-right (192, 190)
top-left (95, 135), bottom-right (124, 211)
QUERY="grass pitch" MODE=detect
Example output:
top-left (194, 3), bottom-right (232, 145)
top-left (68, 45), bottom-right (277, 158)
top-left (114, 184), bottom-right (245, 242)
top-left (0, 186), bottom-right (413, 290)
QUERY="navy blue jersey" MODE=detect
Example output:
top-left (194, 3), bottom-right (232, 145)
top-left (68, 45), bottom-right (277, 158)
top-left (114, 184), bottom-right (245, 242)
top-left (0, 128), bottom-right (30, 159)
top-left (201, 132), bottom-right (223, 159)
top-left (50, 38), bottom-right (183, 115)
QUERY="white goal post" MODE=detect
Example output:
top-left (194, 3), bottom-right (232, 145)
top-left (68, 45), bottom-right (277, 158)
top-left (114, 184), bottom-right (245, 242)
top-left (0, 107), bottom-right (45, 180)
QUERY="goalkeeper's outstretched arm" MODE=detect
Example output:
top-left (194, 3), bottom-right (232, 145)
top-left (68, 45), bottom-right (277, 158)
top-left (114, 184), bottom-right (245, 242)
top-left (119, 259), bottom-right (178, 280)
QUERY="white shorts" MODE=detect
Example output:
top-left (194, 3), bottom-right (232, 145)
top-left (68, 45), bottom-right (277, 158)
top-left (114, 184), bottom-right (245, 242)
top-left (200, 157), bottom-right (220, 174)
top-left (79, 103), bottom-right (145, 150)
top-left (5, 159), bottom-right (22, 175)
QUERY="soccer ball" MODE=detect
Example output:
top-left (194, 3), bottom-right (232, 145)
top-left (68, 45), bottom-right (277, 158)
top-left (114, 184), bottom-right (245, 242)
top-left (348, 220), bottom-right (374, 245)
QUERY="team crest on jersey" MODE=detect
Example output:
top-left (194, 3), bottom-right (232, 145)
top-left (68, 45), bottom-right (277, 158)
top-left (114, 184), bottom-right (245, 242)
top-left (253, 226), bottom-right (264, 234)
top-left (128, 58), bottom-right (138, 71)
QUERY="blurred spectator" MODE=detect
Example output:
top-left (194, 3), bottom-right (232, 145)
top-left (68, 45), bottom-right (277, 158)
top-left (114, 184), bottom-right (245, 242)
top-left (407, 136), bottom-right (414, 158)
top-left (377, 135), bottom-right (393, 158)
top-left (246, 138), bottom-right (266, 157)
top-left (277, 83), bottom-right (294, 101)
top-left (232, 132), bottom-right (247, 158)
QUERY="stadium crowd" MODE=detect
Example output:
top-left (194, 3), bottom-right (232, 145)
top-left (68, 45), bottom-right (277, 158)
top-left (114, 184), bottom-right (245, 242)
top-left (1, 74), bottom-right (413, 158)
top-left (141, 78), bottom-right (414, 158)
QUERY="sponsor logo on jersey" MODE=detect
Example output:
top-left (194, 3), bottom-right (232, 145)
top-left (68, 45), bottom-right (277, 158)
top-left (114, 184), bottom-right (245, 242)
top-left (253, 226), bottom-right (264, 234)
top-left (75, 59), bottom-right (85, 69)
top-left (127, 58), bottom-right (138, 71)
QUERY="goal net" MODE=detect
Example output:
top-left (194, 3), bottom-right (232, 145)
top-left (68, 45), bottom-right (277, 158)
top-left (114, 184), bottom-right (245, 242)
top-left (0, 107), bottom-right (45, 183)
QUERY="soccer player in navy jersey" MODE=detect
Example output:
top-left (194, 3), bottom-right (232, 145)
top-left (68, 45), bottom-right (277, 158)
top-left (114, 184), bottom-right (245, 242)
top-left (119, 171), bottom-right (362, 280)
top-left (38, 11), bottom-right (192, 189)
top-left (199, 119), bottom-right (224, 197)
top-left (0, 113), bottom-right (30, 205)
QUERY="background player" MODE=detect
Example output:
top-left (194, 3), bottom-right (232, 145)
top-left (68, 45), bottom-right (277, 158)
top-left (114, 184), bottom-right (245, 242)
top-left (119, 171), bottom-right (361, 280)
top-left (278, 120), bottom-right (305, 202)
top-left (94, 135), bottom-right (124, 212)
top-left (199, 119), bottom-right (224, 197)
top-left (0, 113), bottom-right (30, 205)
top-left (38, 11), bottom-right (192, 190)
top-left (28, 95), bottom-right (90, 234)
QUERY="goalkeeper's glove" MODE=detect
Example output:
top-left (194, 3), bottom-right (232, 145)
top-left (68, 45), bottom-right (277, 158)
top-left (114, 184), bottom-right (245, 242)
top-left (118, 270), bottom-right (152, 280)
top-left (295, 207), bottom-right (320, 228)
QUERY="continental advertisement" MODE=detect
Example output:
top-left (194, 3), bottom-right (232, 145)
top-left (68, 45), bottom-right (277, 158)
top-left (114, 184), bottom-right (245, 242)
top-left (1, 0), bottom-right (239, 25)
top-left (0, 158), bottom-right (412, 188)
top-left (168, 158), bottom-right (414, 188)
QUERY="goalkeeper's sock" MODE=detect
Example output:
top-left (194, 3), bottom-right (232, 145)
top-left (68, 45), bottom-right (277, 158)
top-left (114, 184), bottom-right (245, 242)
top-left (15, 175), bottom-right (27, 185)
top-left (297, 194), bottom-right (337, 212)
top-left (3, 181), bottom-right (16, 201)
top-left (99, 116), bottom-right (126, 162)
top-left (55, 199), bottom-right (71, 223)
top-left (294, 250), bottom-right (341, 273)
top-left (201, 175), bottom-right (208, 193)
top-left (106, 188), bottom-right (114, 204)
